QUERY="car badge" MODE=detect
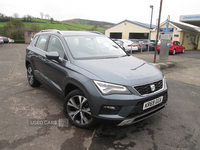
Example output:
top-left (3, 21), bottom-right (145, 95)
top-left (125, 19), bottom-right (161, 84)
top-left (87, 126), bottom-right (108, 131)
top-left (150, 84), bottom-right (155, 92)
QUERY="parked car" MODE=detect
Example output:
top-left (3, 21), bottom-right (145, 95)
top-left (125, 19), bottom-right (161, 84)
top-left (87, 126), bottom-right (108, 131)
top-left (117, 39), bottom-right (138, 52)
top-left (111, 39), bottom-right (125, 50)
top-left (157, 40), bottom-right (185, 55)
top-left (26, 30), bottom-right (168, 128)
top-left (8, 38), bottom-right (14, 43)
top-left (1, 36), bottom-right (9, 43)
top-left (144, 40), bottom-right (156, 51)
top-left (0, 37), bottom-right (3, 44)
top-left (130, 39), bottom-right (146, 51)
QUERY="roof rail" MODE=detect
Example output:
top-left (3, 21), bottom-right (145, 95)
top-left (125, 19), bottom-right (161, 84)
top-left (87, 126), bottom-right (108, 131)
top-left (40, 29), bottom-right (63, 34)
top-left (88, 31), bottom-right (104, 35)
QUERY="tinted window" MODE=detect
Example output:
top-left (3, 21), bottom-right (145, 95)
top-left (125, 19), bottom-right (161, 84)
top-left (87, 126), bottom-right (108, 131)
top-left (47, 36), bottom-right (65, 59)
top-left (35, 35), bottom-right (49, 51)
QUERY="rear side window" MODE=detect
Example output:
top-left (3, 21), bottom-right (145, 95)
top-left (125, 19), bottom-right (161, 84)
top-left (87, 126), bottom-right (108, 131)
top-left (35, 35), bottom-right (49, 51)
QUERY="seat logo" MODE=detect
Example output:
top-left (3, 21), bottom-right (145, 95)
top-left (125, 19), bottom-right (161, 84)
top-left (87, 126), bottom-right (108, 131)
top-left (150, 84), bottom-right (155, 92)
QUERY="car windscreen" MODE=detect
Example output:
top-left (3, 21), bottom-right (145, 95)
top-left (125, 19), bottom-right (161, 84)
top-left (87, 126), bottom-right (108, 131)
top-left (64, 36), bottom-right (127, 59)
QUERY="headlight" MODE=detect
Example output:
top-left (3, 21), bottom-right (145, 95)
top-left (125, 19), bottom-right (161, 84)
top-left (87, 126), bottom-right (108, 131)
top-left (93, 80), bottom-right (131, 95)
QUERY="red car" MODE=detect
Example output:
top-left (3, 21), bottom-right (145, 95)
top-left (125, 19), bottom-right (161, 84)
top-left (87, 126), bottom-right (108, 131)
top-left (157, 40), bottom-right (185, 55)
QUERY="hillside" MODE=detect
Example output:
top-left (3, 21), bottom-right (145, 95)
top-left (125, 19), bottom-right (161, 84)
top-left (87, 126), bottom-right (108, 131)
top-left (0, 18), bottom-right (113, 34)
top-left (63, 18), bottom-right (115, 28)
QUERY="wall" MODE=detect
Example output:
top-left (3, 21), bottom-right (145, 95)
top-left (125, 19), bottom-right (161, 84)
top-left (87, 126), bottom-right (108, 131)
top-left (24, 30), bottom-right (38, 44)
top-left (198, 36), bottom-right (200, 50)
top-left (105, 21), bottom-right (149, 39)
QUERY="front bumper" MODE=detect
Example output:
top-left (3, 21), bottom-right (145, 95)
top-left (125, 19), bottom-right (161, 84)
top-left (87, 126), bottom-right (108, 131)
top-left (93, 91), bottom-right (168, 126)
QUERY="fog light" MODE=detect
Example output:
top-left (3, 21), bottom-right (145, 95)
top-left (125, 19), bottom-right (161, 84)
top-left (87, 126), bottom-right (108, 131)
top-left (99, 105), bottom-right (121, 114)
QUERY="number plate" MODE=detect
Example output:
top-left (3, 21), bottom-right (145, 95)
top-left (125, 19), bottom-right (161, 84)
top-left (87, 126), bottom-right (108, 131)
top-left (143, 96), bottom-right (163, 110)
top-left (132, 45), bottom-right (136, 47)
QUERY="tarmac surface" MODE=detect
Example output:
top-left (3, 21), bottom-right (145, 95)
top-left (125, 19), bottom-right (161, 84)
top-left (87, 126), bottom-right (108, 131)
top-left (0, 44), bottom-right (200, 150)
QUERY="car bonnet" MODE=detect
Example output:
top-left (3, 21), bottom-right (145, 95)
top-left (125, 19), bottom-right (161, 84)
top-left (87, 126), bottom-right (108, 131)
top-left (74, 56), bottom-right (163, 86)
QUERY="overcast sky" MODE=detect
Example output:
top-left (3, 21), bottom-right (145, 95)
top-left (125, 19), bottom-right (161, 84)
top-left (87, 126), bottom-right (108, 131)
top-left (1, 0), bottom-right (200, 25)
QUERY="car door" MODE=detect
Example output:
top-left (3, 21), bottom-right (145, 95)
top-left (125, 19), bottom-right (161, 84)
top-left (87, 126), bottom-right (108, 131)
top-left (42, 35), bottom-right (69, 94)
top-left (177, 41), bottom-right (181, 52)
top-left (31, 34), bottom-right (50, 82)
top-left (173, 41), bottom-right (179, 52)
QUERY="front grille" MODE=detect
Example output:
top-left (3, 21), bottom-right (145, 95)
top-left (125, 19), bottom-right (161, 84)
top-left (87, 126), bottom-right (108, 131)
top-left (134, 79), bottom-right (163, 95)
top-left (127, 92), bottom-right (168, 119)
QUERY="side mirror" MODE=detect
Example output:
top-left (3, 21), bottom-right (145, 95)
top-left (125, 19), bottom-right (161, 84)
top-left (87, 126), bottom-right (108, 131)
top-left (45, 51), bottom-right (60, 62)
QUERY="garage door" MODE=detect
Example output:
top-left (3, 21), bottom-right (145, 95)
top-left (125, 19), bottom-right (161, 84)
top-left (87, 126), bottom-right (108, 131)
top-left (110, 33), bottom-right (122, 39)
top-left (129, 33), bottom-right (149, 39)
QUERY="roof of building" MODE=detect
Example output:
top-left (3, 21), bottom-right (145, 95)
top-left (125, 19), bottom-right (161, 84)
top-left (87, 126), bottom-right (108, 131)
top-left (105, 20), bottom-right (156, 30)
top-left (153, 20), bottom-right (200, 35)
top-left (169, 21), bottom-right (199, 34)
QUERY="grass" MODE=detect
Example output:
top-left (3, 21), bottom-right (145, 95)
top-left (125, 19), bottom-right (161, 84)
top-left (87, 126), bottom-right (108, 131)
top-left (0, 18), bottom-right (107, 33)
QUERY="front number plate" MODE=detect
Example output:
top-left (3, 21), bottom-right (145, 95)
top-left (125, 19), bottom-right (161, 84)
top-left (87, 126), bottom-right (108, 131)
top-left (143, 96), bottom-right (163, 110)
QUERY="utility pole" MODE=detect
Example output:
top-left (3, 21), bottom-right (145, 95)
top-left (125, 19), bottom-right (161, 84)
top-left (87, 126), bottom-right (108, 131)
top-left (154, 0), bottom-right (163, 63)
top-left (148, 5), bottom-right (153, 52)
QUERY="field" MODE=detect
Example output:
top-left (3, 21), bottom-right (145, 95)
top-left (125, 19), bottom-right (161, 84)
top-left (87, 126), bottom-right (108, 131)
top-left (0, 18), bottom-right (109, 34)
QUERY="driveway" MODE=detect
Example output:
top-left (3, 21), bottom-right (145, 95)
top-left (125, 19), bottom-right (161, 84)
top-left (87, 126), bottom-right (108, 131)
top-left (0, 44), bottom-right (200, 150)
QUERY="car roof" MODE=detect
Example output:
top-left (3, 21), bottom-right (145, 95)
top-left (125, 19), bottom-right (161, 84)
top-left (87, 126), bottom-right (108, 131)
top-left (38, 30), bottom-right (104, 36)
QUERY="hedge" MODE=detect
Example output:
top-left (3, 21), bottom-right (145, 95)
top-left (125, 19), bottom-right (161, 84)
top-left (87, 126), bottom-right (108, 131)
top-left (14, 40), bottom-right (25, 43)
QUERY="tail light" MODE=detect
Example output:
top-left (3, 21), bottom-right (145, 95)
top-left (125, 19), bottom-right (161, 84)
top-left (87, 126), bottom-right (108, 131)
top-left (128, 45), bottom-right (131, 47)
top-left (138, 44), bottom-right (140, 46)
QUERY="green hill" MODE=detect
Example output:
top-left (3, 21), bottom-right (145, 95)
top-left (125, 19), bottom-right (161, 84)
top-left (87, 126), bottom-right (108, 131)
top-left (63, 18), bottom-right (115, 28)
top-left (0, 18), bottom-right (113, 34)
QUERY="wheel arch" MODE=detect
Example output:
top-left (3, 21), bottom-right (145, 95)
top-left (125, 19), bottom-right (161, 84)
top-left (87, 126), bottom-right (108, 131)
top-left (64, 78), bottom-right (94, 113)
top-left (26, 60), bottom-right (31, 69)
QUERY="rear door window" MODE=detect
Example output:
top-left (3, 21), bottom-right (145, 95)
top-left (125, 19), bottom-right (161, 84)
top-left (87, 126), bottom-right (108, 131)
top-left (35, 35), bottom-right (49, 51)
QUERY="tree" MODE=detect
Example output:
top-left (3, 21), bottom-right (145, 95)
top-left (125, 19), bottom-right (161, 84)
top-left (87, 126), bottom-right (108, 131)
top-left (27, 14), bottom-right (32, 21)
top-left (40, 12), bottom-right (44, 19)
top-left (13, 13), bottom-right (19, 18)
top-left (45, 14), bottom-right (49, 20)
top-left (0, 19), bottom-right (25, 40)
top-left (23, 15), bottom-right (27, 21)
top-left (50, 18), bottom-right (54, 23)
top-left (91, 25), bottom-right (98, 31)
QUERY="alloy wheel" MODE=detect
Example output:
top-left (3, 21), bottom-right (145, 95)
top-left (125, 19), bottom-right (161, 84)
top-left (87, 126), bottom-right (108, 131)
top-left (67, 95), bottom-right (92, 125)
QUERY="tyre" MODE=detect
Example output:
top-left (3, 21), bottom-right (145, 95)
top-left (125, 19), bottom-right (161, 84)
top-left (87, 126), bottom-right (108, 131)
top-left (63, 89), bottom-right (96, 128)
top-left (182, 48), bottom-right (185, 53)
top-left (173, 49), bottom-right (176, 55)
top-left (27, 64), bottom-right (40, 87)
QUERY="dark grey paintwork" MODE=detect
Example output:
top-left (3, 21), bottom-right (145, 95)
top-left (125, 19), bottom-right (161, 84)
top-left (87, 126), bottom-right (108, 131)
top-left (25, 30), bottom-right (168, 126)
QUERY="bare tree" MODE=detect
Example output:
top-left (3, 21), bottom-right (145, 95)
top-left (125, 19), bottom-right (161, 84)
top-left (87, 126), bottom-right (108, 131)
top-left (45, 14), bottom-right (49, 20)
top-left (13, 13), bottom-right (19, 18)
top-left (40, 12), bottom-right (44, 19)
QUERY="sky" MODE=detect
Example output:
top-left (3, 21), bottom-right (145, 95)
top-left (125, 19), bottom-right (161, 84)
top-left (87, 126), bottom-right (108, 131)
top-left (1, 0), bottom-right (200, 26)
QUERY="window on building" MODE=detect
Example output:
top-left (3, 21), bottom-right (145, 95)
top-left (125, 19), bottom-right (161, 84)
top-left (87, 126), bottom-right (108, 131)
top-left (188, 35), bottom-right (196, 45)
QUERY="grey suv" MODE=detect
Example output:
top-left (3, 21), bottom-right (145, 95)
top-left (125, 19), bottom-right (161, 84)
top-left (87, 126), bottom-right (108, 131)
top-left (25, 30), bottom-right (168, 128)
